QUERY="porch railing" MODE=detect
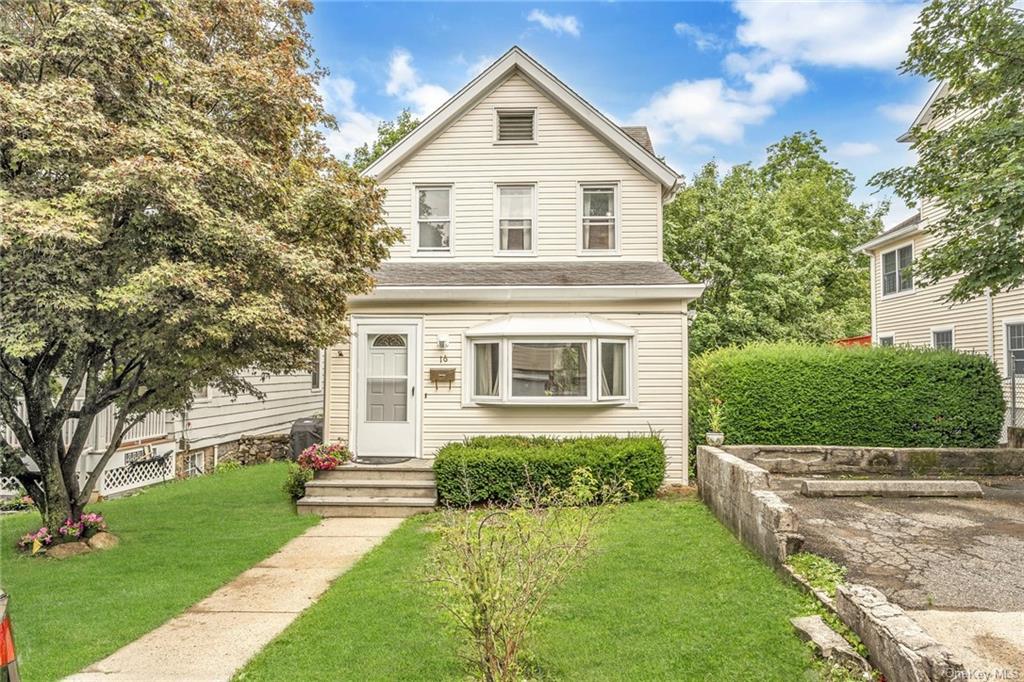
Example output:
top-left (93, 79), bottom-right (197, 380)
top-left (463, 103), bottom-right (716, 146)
top-left (1, 400), bottom-right (172, 454)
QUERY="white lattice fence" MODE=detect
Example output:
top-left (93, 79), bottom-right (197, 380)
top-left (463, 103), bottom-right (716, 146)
top-left (100, 455), bottom-right (174, 497)
top-left (0, 475), bottom-right (21, 497)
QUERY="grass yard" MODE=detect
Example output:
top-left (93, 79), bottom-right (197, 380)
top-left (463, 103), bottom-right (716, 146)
top-left (238, 495), bottom-right (819, 681)
top-left (0, 462), bottom-right (317, 681)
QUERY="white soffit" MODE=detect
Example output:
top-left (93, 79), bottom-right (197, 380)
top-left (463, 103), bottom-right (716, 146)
top-left (465, 315), bottom-right (635, 337)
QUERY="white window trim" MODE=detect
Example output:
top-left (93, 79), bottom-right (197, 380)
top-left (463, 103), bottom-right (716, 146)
top-left (411, 184), bottom-right (454, 256)
top-left (493, 107), bottom-right (538, 145)
top-left (463, 335), bottom-right (634, 406)
top-left (929, 326), bottom-right (955, 350)
top-left (493, 182), bottom-right (538, 256)
top-left (577, 182), bottom-right (621, 255)
top-left (1004, 318), bottom-right (1024, 378)
top-left (876, 333), bottom-right (896, 347)
top-left (880, 242), bottom-right (914, 298)
top-left (310, 349), bottom-right (324, 392)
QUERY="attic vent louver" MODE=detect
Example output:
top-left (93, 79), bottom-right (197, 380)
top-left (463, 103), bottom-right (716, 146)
top-left (497, 110), bottom-right (534, 142)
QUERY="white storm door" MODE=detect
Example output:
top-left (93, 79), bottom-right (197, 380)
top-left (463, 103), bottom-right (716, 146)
top-left (356, 323), bottom-right (420, 457)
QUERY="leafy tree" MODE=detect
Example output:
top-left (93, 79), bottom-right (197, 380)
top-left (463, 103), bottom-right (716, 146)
top-left (0, 0), bottom-right (399, 530)
top-left (349, 109), bottom-right (419, 172)
top-left (665, 133), bottom-right (883, 355)
top-left (871, 0), bottom-right (1024, 302)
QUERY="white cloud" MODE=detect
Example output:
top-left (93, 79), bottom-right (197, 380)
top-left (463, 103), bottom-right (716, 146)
top-left (467, 54), bottom-right (496, 78)
top-left (318, 76), bottom-right (380, 161)
top-left (386, 49), bottom-right (451, 117)
top-left (674, 22), bottom-right (723, 51)
top-left (743, 63), bottom-right (807, 104)
top-left (733, 1), bottom-right (919, 70)
top-left (836, 141), bottom-right (881, 157)
top-left (527, 9), bottom-right (581, 37)
top-left (877, 101), bottom-right (922, 125)
top-left (633, 64), bottom-right (806, 145)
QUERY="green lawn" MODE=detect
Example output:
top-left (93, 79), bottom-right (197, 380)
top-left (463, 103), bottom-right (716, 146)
top-left (0, 463), bottom-right (317, 681)
top-left (238, 495), bottom-right (819, 681)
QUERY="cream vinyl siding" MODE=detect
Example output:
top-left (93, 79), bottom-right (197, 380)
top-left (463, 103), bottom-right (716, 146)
top-left (380, 73), bottom-right (663, 261)
top-left (325, 300), bottom-right (690, 483)
top-left (181, 370), bottom-right (323, 447)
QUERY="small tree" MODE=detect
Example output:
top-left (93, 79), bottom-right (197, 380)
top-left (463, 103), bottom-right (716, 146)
top-left (0, 1), bottom-right (399, 531)
top-left (348, 109), bottom-right (419, 172)
top-left (871, 0), bottom-right (1024, 301)
top-left (427, 469), bottom-right (627, 682)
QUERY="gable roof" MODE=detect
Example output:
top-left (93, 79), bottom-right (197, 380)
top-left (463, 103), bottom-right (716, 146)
top-left (362, 47), bottom-right (679, 191)
top-left (897, 82), bottom-right (948, 143)
top-left (620, 126), bottom-right (654, 154)
top-left (856, 212), bottom-right (922, 253)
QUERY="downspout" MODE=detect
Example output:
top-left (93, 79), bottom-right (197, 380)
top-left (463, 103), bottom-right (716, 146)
top-left (868, 251), bottom-right (877, 341)
top-left (985, 288), bottom-right (995, 360)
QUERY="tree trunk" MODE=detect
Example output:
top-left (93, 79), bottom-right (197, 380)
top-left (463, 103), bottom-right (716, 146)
top-left (40, 457), bottom-right (76, 531)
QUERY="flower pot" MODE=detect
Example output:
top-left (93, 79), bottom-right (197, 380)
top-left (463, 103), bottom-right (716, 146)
top-left (705, 432), bottom-right (724, 447)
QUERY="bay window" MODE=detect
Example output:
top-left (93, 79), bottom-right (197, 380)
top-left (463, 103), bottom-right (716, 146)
top-left (467, 329), bottom-right (633, 405)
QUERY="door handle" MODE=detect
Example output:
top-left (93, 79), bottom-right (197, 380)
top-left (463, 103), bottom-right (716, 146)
top-left (411, 385), bottom-right (415, 396)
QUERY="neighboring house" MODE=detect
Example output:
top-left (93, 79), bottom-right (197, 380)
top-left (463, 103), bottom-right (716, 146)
top-left (857, 85), bottom-right (1024, 436)
top-left (322, 47), bottom-right (704, 482)
top-left (1, 360), bottom-right (324, 498)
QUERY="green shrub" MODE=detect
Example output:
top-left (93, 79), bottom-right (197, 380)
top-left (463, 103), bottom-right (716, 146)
top-left (433, 435), bottom-right (665, 506)
top-left (282, 462), bottom-right (313, 502)
top-left (690, 342), bottom-right (1006, 458)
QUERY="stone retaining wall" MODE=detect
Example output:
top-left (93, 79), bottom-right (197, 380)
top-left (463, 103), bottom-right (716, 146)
top-left (836, 584), bottom-right (964, 682)
top-left (221, 433), bottom-right (291, 466)
top-left (695, 445), bottom-right (803, 566)
top-left (722, 444), bottom-right (1024, 477)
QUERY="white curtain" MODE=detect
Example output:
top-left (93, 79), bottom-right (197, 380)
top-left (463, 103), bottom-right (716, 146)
top-left (474, 343), bottom-right (499, 396)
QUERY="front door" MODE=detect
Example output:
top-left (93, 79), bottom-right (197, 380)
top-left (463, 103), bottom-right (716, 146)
top-left (355, 322), bottom-right (420, 457)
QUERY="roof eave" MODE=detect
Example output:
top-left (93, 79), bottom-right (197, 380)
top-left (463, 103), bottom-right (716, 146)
top-left (856, 223), bottom-right (922, 253)
top-left (354, 283), bottom-right (706, 303)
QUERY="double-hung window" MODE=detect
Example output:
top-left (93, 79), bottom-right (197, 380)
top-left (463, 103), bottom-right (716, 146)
top-left (881, 244), bottom-right (913, 295)
top-left (496, 185), bottom-right (535, 254)
top-left (415, 186), bottom-right (452, 253)
top-left (931, 329), bottom-right (954, 350)
top-left (580, 184), bottom-right (618, 252)
top-left (467, 317), bottom-right (633, 405)
top-left (1008, 322), bottom-right (1024, 376)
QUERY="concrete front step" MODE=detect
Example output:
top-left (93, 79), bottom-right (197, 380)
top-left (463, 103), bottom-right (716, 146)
top-left (296, 495), bottom-right (436, 518)
top-left (305, 479), bottom-right (437, 499)
top-left (316, 464), bottom-right (435, 483)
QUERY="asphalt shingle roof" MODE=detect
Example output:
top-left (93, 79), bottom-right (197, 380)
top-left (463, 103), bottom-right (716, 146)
top-left (372, 261), bottom-right (688, 287)
top-left (620, 126), bottom-right (654, 155)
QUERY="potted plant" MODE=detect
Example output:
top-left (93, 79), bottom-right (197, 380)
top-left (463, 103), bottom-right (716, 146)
top-left (705, 397), bottom-right (725, 446)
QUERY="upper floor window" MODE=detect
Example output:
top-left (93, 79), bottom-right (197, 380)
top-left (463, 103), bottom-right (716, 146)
top-left (931, 329), bottom-right (954, 350)
top-left (415, 186), bottom-right (452, 253)
top-left (496, 109), bottom-right (535, 142)
top-left (496, 184), bottom-right (535, 254)
top-left (881, 244), bottom-right (913, 295)
top-left (580, 184), bottom-right (618, 252)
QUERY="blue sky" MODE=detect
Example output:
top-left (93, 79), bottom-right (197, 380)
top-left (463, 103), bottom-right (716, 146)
top-left (308, 1), bottom-right (932, 226)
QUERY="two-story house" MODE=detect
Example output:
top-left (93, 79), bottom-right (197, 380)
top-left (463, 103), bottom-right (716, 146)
top-left (321, 47), bottom-right (704, 484)
top-left (858, 84), bottom-right (1023, 438)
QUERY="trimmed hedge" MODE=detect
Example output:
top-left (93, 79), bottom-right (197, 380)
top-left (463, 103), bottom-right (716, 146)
top-left (433, 435), bottom-right (665, 506)
top-left (690, 342), bottom-right (1006, 457)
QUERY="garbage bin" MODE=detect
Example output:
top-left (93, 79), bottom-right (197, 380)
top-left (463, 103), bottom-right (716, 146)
top-left (289, 417), bottom-right (323, 460)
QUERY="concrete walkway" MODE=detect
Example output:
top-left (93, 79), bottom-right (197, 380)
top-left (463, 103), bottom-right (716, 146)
top-left (67, 517), bottom-right (403, 682)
